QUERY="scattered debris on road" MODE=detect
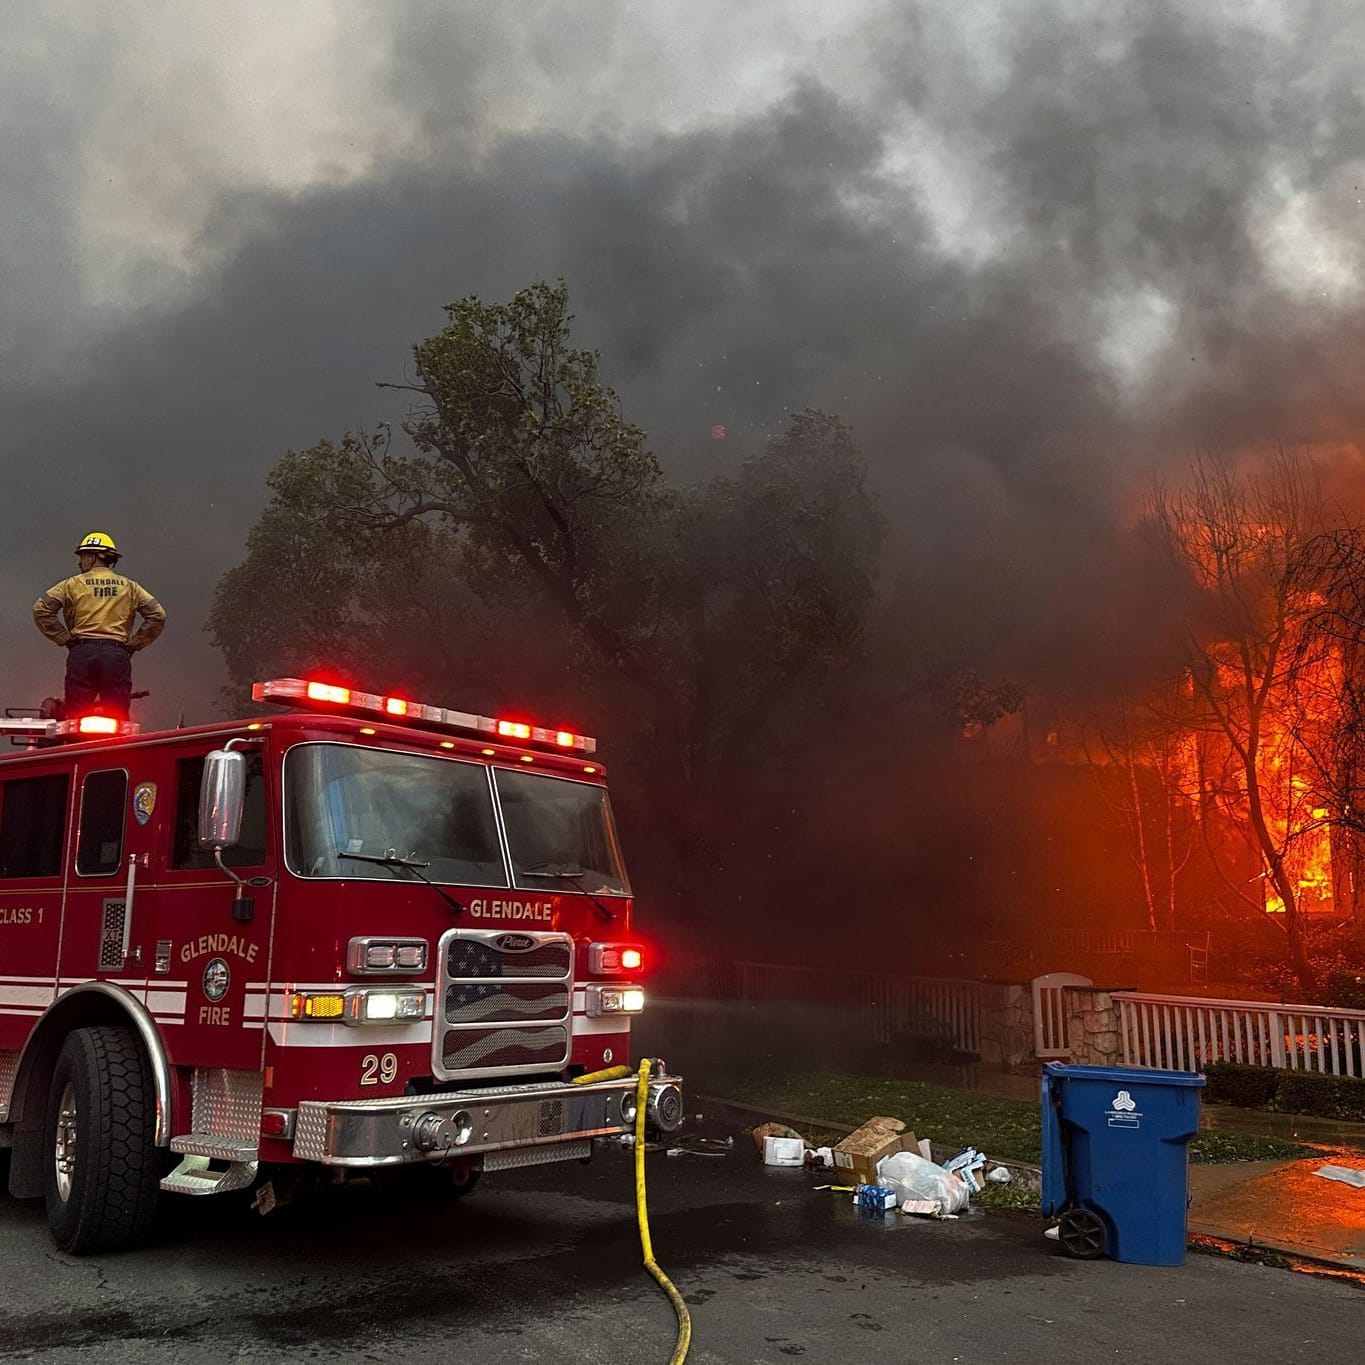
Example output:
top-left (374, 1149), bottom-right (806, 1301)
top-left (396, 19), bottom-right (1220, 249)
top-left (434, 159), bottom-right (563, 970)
top-left (1314, 1165), bottom-right (1365, 1189)
top-left (832, 1116), bottom-right (919, 1186)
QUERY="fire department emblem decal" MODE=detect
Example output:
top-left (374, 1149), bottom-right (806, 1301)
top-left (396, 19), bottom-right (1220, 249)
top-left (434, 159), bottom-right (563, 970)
top-left (131, 782), bottom-right (157, 826)
top-left (202, 957), bottom-right (230, 1003)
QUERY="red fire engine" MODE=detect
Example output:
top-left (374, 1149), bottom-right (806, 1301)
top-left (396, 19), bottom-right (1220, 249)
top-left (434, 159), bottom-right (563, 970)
top-left (0, 678), bottom-right (682, 1253)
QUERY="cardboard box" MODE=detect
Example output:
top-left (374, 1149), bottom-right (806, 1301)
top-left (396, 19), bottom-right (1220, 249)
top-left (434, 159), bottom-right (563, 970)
top-left (832, 1116), bottom-right (919, 1187)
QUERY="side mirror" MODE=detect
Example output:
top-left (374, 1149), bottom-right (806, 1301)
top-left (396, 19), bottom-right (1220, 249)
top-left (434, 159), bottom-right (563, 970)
top-left (199, 749), bottom-right (245, 851)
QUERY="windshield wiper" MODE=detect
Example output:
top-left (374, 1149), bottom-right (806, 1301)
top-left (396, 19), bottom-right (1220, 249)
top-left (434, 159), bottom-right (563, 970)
top-left (338, 850), bottom-right (465, 917)
top-left (522, 862), bottom-right (618, 922)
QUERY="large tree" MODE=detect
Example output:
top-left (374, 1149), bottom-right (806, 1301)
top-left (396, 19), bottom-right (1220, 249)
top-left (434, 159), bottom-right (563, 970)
top-left (208, 283), bottom-right (880, 917)
top-left (1146, 452), bottom-right (1338, 989)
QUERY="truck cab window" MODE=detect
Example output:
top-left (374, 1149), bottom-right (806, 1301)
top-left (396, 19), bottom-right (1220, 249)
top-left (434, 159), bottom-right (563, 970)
top-left (0, 773), bottom-right (70, 879)
top-left (496, 769), bottom-right (631, 896)
top-left (285, 743), bottom-right (506, 885)
top-left (172, 752), bottom-right (268, 869)
top-left (76, 770), bottom-right (128, 876)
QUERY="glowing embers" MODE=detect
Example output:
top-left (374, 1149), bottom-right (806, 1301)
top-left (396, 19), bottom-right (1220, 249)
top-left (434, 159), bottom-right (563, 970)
top-left (251, 677), bottom-right (597, 754)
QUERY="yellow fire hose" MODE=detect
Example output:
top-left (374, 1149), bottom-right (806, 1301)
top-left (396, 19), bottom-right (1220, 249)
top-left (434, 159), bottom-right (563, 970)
top-left (573, 1059), bottom-right (692, 1363)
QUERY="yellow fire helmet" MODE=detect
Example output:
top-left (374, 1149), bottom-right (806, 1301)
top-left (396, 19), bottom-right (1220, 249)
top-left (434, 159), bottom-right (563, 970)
top-left (74, 531), bottom-right (120, 561)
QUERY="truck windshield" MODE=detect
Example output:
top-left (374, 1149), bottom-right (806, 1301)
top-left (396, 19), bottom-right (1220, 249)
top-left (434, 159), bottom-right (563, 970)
top-left (285, 743), bottom-right (506, 885)
top-left (495, 769), bottom-right (631, 896)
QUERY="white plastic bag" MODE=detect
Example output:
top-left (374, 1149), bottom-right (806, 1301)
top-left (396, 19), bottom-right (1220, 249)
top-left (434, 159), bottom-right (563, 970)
top-left (876, 1151), bottom-right (971, 1215)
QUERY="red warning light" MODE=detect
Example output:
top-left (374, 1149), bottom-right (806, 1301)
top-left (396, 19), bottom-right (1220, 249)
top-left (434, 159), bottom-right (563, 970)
top-left (620, 947), bottom-right (643, 971)
top-left (384, 697), bottom-right (409, 716)
top-left (77, 715), bottom-right (120, 735)
top-left (555, 731), bottom-right (575, 747)
top-left (497, 720), bottom-right (532, 740)
top-left (306, 682), bottom-right (351, 705)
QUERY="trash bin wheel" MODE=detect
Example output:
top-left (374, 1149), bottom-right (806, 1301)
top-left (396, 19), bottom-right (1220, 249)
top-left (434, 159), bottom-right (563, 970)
top-left (1057, 1208), bottom-right (1107, 1260)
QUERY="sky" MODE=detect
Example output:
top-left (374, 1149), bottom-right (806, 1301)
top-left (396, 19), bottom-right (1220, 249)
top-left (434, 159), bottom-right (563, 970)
top-left (3, 0), bottom-right (1365, 727)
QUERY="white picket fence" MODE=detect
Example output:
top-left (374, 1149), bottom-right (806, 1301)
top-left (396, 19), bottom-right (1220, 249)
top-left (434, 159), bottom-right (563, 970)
top-left (1116, 991), bottom-right (1365, 1077)
top-left (733, 961), bottom-right (989, 1054)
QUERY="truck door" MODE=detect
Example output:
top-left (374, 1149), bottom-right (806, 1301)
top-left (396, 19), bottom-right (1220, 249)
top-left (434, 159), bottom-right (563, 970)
top-left (62, 764), bottom-right (155, 1016)
top-left (139, 747), bottom-right (277, 1070)
top-left (0, 769), bottom-right (70, 1076)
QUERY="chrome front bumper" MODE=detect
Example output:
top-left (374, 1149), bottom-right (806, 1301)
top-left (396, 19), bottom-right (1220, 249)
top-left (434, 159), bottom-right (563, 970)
top-left (292, 1073), bottom-right (684, 1166)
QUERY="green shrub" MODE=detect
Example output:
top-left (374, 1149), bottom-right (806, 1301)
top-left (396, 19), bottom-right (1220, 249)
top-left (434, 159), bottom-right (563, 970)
top-left (1203, 1059), bottom-right (1365, 1121)
top-left (1202, 1061), bottom-right (1280, 1109)
top-left (1274, 1070), bottom-right (1365, 1123)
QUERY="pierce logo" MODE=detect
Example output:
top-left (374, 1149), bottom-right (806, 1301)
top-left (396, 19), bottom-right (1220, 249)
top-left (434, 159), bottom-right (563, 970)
top-left (1112, 1090), bottom-right (1137, 1112)
top-left (496, 934), bottom-right (537, 951)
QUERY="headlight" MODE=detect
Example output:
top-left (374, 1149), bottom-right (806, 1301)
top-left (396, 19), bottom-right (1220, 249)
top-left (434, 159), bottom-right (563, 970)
top-left (585, 984), bottom-right (646, 1017)
top-left (348, 936), bottom-right (429, 974)
top-left (346, 989), bottom-right (426, 1024)
top-left (289, 988), bottom-right (426, 1024)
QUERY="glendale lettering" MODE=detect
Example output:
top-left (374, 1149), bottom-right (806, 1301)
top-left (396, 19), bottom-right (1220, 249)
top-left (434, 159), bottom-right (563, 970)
top-left (466, 899), bottom-right (554, 922)
top-left (179, 934), bottom-right (259, 964)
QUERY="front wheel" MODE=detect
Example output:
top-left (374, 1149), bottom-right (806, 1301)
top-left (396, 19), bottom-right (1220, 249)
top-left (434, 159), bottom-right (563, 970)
top-left (44, 1027), bottom-right (160, 1254)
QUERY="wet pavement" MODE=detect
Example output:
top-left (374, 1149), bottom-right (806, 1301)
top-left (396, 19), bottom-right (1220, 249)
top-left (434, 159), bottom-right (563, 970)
top-left (1, 1118), bottom-right (1362, 1362)
top-left (1190, 1151), bottom-right (1365, 1269)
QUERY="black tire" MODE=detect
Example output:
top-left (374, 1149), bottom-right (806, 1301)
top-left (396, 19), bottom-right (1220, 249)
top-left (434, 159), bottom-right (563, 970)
top-left (1057, 1207), bottom-right (1107, 1260)
top-left (43, 1027), bottom-right (160, 1254)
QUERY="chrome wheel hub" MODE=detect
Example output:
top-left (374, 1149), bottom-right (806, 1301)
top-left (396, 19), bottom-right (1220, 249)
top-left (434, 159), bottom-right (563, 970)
top-left (54, 1082), bottom-right (77, 1202)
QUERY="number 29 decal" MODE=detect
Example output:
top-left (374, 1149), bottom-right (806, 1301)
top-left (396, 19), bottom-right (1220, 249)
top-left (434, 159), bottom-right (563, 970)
top-left (360, 1052), bottom-right (398, 1086)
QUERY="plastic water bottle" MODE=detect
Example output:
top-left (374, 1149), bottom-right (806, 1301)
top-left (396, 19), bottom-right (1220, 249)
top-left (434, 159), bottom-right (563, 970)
top-left (854, 1183), bottom-right (897, 1211)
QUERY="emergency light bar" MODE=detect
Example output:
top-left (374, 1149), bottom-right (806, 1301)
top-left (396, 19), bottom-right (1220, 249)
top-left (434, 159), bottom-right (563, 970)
top-left (0, 716), bottom-right (140, 743)
top-left (251, 677), bottom-right (597, 754)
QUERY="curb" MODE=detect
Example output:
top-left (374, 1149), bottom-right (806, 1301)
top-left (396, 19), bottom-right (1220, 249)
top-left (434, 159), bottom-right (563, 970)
top-left (1188, 1229), bottom-right (1365, 1282)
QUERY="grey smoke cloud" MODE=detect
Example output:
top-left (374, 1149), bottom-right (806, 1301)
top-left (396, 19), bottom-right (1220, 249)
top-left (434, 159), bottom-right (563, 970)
top-left (1, 1), bottom-right (1363, 725)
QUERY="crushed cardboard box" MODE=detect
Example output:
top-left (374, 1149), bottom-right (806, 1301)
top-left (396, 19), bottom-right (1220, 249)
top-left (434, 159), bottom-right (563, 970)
top-left (832, 1116), bottom-right (920, 1188)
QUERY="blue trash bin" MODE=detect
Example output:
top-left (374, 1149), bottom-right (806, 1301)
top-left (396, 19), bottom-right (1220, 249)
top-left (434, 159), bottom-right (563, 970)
top-left (1041, 1061), bottom-right (1204, 1266)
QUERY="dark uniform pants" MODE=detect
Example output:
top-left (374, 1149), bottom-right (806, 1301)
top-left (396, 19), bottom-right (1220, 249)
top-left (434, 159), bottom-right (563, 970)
top-left (66, 639), bottom-right (133, 718)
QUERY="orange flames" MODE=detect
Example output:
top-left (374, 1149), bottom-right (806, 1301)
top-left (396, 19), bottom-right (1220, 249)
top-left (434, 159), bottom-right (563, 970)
top-left (1171, 595), bottom-right (1341, 917)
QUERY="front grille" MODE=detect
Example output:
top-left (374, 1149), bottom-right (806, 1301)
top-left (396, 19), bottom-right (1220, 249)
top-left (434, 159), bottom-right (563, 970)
top-left (434, 929), bottom-right (573, 1081)
top-left (444, 980), bottom-right (568, 1024)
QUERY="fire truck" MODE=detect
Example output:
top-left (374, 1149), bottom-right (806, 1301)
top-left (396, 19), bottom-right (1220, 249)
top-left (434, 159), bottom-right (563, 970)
top-left (0, 677), bottom-right (682, 1253)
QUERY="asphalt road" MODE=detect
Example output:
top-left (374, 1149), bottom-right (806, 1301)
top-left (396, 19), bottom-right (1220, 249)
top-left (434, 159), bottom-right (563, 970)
top-left (0, 1119), bottom-right (1361, 1363)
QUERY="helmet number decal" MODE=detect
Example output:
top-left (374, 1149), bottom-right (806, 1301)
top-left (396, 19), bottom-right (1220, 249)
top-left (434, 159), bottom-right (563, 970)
top-left (360, 1052), bottom-right (398, 1087)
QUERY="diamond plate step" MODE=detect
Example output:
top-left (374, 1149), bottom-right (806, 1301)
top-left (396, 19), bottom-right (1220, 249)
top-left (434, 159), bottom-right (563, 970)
top-left (169, 1133), bottom-right (258, 1162)
top-left (160, 1153), bottom-right (258, 1196)
top-left (483, 1138), bottom-right (591, 1172)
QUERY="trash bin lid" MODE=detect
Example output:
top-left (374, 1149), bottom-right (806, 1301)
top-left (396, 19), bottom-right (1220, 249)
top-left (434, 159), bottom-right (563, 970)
top-left (1043, 1061), bottom-right (1205, 1087)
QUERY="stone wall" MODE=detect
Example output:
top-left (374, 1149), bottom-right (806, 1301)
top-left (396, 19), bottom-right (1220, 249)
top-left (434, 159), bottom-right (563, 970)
top-left (959, 982), bottom-right (1125, 1068)
top-left (975, 983), bottom-right (1035, 1068)
top-left (1063, 988), bottom-right (1124, 1065)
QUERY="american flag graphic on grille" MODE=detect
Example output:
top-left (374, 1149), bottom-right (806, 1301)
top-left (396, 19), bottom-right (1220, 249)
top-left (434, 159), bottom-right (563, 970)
top-left (436, 930), bottom-right (573, 1079)
top-left (445, 938), bottom-right (571, 979)
top-left (441, 1026), bottom-right (569, 1072)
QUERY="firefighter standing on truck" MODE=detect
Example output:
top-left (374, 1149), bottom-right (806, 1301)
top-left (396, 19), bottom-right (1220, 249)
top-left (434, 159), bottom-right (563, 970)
top-left (32, 532), bottom-right (166, 719)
